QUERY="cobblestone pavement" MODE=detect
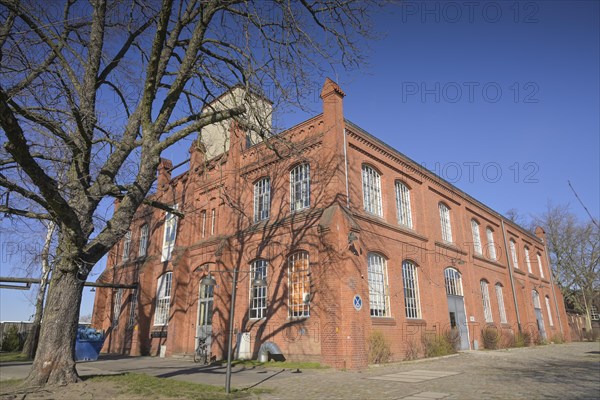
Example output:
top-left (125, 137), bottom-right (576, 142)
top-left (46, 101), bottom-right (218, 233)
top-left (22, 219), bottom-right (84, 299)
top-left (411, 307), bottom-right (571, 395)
top-left (255, 342), bottom-right (600, 400)
top-left (1, 342), bottom-right (599, 399)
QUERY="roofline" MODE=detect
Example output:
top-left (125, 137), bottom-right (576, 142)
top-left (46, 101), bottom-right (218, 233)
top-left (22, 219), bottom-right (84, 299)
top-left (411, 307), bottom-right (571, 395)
top-left (344, 119), bottom-right (543, 244)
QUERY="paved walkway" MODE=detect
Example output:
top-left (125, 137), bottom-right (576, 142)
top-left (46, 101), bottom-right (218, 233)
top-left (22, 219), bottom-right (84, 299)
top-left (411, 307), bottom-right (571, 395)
top-left (1, 342), bottom-right (599, 399)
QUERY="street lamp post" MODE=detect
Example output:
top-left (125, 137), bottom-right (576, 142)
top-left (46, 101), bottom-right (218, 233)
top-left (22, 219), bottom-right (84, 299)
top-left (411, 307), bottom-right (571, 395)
top-left (200, 266), bottom-right (266, 394)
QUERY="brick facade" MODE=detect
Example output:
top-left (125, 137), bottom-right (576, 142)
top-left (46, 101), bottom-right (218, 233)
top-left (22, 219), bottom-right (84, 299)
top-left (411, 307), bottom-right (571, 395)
top-left (91, 79), bottom-right (570, 368)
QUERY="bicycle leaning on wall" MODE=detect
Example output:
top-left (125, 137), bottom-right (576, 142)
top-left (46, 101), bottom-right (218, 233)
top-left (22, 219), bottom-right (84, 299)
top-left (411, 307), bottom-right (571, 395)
top-left (194, 336), bottom-right (211, 364)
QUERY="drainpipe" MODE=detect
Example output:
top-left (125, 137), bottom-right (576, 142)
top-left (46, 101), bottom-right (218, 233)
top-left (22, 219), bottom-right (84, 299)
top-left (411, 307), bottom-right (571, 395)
top-left (501, 219), bottom-right (522, 333)
top-left (542, 243), bottom-right (565, 338)
top-left (343, 128), bottom-right (350, 208)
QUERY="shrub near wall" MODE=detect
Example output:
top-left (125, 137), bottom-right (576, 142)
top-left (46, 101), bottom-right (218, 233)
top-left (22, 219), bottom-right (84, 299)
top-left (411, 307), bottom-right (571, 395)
top-left (368, 331), bottom-right (391, 364)
top-left (422, 332), bottom-right (455, 358)
top-left (1, 326), bottom-right (23, 352)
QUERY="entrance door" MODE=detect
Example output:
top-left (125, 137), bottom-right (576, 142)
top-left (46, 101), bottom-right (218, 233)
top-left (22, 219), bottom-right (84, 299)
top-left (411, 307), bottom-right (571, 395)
top-left (197, 282), bottom-right (214, 351)
top-left (532, 290), bottom-right (546, 340)
top-left (444, 268), bottom-right (470, 350)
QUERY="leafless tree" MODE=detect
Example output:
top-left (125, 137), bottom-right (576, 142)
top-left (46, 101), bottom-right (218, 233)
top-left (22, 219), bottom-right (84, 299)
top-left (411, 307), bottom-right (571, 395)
top-left (0, 0), bottom-right (380, 386)
top-left (533, 203), bottom-right (600, 332)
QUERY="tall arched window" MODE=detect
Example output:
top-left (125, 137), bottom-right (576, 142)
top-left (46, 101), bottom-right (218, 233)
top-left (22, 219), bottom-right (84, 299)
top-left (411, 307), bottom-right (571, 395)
top-left (471, 219), bottom-right (482, 255)
top-left (154, 272), bottom-right (172, 326)
top-left (288, 252), bottom-right (310, 318)
top-left (362, 165), bottom-right (382, 217)
top-left (112, 288), bottom-right (123, 326)
top-left (290, 163), bottom-right (310, 212)
top-left (122, 231), bottom-right (132, 262)
top-left (495, 283), bottom-right (507, 323)
top-left (444, 267), bottom-right (463, 296)
top-left (161, 205), bottom-right (178, 262)
top-left (486, 227), bottom-right (497, 261)
top-left (368, 253), bottom-right (390, 317)
top-left (250, 259), bottom-right (268, 319)
top-left (254, 177), bottom-right (271, 222)
top-left (536, 253), bottom-right (545, 278)
top-left (509, 239), bottom-right (519, 269)
top-left (480, 280), bottom-right (493, 323)
top-left (395, 181), bottom-right (412, 228)
top-left (402, 261), bottom-right (421, 319)
top-left (439, 203), bottom-right (453, 242)
top-left (545, 296), bottom-right (554, 327)
top-left (524, 246), bottom-right (532, 273)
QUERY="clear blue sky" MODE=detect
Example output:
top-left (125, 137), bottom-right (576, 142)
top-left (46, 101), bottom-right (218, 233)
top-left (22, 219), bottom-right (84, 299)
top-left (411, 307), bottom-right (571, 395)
top-left (1, 1), bottom-right (598, 321)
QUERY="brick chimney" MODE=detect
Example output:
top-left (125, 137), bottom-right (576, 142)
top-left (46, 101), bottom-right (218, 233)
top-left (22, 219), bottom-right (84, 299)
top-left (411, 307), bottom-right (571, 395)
top-left (534, 226), bottom-right (546, 243)
top-left (157, 158), bottom-right (173, 190)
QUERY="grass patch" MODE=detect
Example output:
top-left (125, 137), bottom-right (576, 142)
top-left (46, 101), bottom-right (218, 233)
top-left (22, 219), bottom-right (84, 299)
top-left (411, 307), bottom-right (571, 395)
top-left (224, 359), bottom-right (326, 370)
top-left (88, 373), bottom-right (267, 399)
top-left (0, 352), bottom-right (30, 362)
top-left (0, 378), bottom-right (23, 390)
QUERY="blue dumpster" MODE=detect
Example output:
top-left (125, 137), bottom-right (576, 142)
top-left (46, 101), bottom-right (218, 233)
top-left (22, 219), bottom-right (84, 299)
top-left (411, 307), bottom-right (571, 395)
top-left (75, 326), bottom-right (105, 361)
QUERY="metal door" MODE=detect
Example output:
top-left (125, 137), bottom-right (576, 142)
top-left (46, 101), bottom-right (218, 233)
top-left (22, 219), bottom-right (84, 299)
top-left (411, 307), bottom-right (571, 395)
top-left (196, 282), bottom-right (214, 350)
top-left (447, 294), bottom-right (470, 350)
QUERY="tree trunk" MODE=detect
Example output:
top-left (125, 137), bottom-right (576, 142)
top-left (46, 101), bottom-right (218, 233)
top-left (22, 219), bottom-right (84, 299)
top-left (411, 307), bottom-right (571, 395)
top-left (25, 265), bottom-right (84, 386)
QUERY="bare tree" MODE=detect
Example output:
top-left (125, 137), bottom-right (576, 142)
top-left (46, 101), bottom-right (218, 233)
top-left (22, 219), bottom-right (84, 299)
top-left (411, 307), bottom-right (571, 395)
top-left (534, 203), bottom-right (600, 332)
top-left (0, 0), bottom-right (380, 386)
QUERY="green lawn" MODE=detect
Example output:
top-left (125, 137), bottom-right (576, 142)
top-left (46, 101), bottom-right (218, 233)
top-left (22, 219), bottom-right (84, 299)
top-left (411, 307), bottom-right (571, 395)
top-left (226, 359), bottom-right (327, 370)
top-left (88, 373), bottom-right (270, 399)
top-left (0, 352), bottom-right (30, 362)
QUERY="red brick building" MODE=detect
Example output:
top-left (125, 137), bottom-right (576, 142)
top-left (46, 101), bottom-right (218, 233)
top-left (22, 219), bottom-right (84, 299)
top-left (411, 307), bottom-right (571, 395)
top-left (92, 79), bottom-right (570, 369)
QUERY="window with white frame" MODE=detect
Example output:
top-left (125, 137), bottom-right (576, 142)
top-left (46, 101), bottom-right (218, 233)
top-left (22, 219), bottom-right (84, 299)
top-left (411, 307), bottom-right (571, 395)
top-left (138, 224), bottom-right (149, 257)
top-left (495, 283), bottom-right (508, 323)
top-left (591, 306), bottom-right (600, 321)
top-left (524, 246), bottom-right (532, 273)
top-left (545, 296), bottom-right (554, 326)
top-left (471, 219), bottom-right (482, 255)
top-left (128, 288), bottom-right (138, 328)
top-left (112, 288), bottom-right (123, 326)
top-left (395, 181), bottom-right (413, 228)
top-left (290, 163), bottom-right (310, 212)
top-left (250, 259), bottom-right (268, 319)
top-left (288, 252), bottom-right (310, 318)
top-left (211, 209), bottom-right (216, 235)
top-left (444, 268), bottom-right (463, 296)
top-left (154, 272), bottom-right (172, 326)
top-left (122, 231), bottom-right (131, 262)
top-left (509, 239), bottom-right (519, 269)
top-left (480, 280), bottom-right (493, 323)
top-left (402, 261), bottom-right (421, 319)
top-left (368, 253), bottom-right (390, 317)
top-left (486, 227), bottom-right (497, 260)
top-left (532, 289), bottom-right (541, 309)
top-left (161, 206), bottom-right (178, 262)
top-left (362, 165), bottom-right (383, 217)
top-left (201, 210), bottom-right (206, 238)
top-left (254, 177), bottom-right (271, 222)
top-left (439, 203), bottom-right (453, 242)
top-left (536, 253), bottom-right (545, 278)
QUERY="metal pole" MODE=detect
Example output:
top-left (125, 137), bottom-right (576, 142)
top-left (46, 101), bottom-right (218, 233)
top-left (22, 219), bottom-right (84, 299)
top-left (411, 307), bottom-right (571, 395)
top-left (225, 266), bottom-right (239, 394)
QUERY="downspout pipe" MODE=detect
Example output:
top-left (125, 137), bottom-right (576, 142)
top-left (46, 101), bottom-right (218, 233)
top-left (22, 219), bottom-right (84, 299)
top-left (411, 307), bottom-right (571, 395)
top-left (501, 219), bottom-right (522, 333)
top-left (343, 128), bottom-right (350, 208)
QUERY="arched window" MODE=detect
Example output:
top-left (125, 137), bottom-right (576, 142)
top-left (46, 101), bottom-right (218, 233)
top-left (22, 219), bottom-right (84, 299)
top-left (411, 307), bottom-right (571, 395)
top-left (161, 205), bottom-right (178, 262)
top-left (250, 259), bottom-right (268, 319)
top-left (128, 288), bottom-right (138, 328)
top-left (290, 163), bottom-right (310, 212)
top-left (122, 231), bottom-right (132, 262)
top-left (368, 253), bottom-right (390, 317)
top-left (509, 239), bottom-right (519, 269)
top-left (402, 261), bottom-right (421, 319)
top-left (532, 290), bottom-right (541, 309)
top-left (254, 177), bottom-right (271, 222)
top-left (154, 272), bottom-right (173, 326)
top-left (444, 267), bottom-right (463, 296)
top-left (480, 280), bottom-right (493, 323)
top-left (495, 283), bottom-right (507, 323)
top-left (486, 227), bottom-right (497, 261)
top-left (288, 252), bottom-right (310, 318)
top-left (545, 296), bottom-right (554, 327)
top-left (362, 165), bottom-right (382, 217)
top-left (536, 253), bottom-right (545, 278)
top-left (471, 219), bottom-right (482, 255)
top-left (524, 246), bottom-right (532, 273)
top-left (395, 181), bottom-right (412, 228)
top-left (439, 203), bottom-right (453, 242)
top-left (138, 224), bottom-right (149, 257)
